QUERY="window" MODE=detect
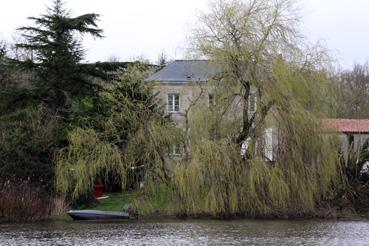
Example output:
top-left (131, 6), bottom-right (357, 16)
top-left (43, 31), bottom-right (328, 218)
top-left (169, 144), bottom-right (182, 156)
top-left (208, 93), bottom-right (215, 106)
top-left (167, 93), bottom-right (179, 112)
top-left (249, 93), bottom-right (256, 113)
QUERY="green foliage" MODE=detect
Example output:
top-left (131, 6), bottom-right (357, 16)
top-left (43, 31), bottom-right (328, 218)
top-left (1, 0), bottom-right (177, 214)
top-left (56, 64), bottom-right (181, 201)
top-left (86, 192), bottom-right (139, 211)
top-left (85, 185), bottom-right (174, 215)
top-left (16, 0), bottom-right (103, 110)
top-left (132, 183), bottom-right (174, 215)
top-left (0, 0), bottom-right (357, 219)
top-left (170, 59), bottom-right (341, 218)
top-left (337, 138), bottom-right (369, 211)
top-left (17, 0), bottom-right (102, 81)
top-left (0, 2), bottom-right (161, 204)
top-left (56, 128), bottom-right (124, 199)
top-left (165, 0), bottom-right (342, 218)
top-left (79, 61), bottom-right (156, 80)
top-left (0, 40), bottom-right (37, 114)
top-left (0, 105), bottom-right (60, 189)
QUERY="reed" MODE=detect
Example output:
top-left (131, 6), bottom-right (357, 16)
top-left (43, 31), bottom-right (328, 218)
top-left (0, 180), bottom-right (54, 221)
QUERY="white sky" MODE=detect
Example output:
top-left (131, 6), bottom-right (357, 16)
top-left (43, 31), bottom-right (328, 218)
top-left (0, 0), bottom-right (368, 69)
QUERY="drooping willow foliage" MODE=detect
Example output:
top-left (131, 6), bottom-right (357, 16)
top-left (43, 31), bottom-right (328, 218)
top-left (55, 64), bottom-right (182, 200)
top-left (171, 58), bottom-right (342, 217)
top-left (165, 0), bottom-right (343, 217)
top-left (56, 128), bottom-right (124, 199)
top-left (55, 0), bottom-right (344, 216)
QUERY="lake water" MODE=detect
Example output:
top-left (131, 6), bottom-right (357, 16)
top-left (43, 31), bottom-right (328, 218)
top-left (1, 219), bottom-right (369, 245)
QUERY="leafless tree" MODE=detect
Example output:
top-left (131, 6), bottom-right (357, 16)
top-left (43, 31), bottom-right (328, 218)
top-left (338, 63), bottom-right (369, 119)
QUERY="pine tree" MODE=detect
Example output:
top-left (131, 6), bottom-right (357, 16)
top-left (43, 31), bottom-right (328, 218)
top-left (16, 0), bottom-right (103, 109)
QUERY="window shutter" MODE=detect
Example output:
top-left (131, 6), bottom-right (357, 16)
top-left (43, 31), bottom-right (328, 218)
top-left (167, 94), bottom-right (173, 112)
top-left (174, 94), bottom-right (179, 112)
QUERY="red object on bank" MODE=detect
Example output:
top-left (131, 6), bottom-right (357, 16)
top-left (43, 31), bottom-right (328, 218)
top-left (94, 184), bottom-right (104, 198)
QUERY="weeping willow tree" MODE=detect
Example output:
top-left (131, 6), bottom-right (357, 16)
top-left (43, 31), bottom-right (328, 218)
top-left (171, 0), bottom-right (342, 217)
top-left (56, 128), bottom-right (123, 199)
top-left (56, 64), bottom-right (181, 200)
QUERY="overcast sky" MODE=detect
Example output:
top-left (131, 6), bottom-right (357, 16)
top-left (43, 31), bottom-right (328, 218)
top-left (0, 0), bottom-right (368, 69)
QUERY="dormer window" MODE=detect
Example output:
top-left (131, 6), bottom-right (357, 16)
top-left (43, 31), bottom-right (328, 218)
top-left (168, 93), bottom-right (180, 112)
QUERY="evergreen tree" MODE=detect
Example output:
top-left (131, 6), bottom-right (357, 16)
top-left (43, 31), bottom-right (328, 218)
top-left (0, 39), bottom-right (8, 84)
top-left (16, 0), bottom-right (103, 110)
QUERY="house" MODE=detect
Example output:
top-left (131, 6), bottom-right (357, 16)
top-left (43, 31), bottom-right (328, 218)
top-left (145, 60), bottom-right (220, 155)
top-left (145, 60), bottom-right (277, 159)
top-left (325, 119), bottom-right (369, 161)
top-left (146, 60), bottom-right (369, 163)
top-left (145, 60), bottom-right (220, 127)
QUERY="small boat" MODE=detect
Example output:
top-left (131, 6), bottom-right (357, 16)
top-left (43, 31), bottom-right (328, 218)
top-left (67, 210), bottom-right (130, 220)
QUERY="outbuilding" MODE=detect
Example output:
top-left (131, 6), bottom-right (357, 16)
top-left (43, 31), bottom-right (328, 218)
top-left (325, 119), bottom-right (369, 161)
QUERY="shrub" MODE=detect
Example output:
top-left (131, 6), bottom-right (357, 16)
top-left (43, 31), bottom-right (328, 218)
top-left (0, 180), bottom-right (54, 221)
top-left (0, 105), bottom-right (59, 190)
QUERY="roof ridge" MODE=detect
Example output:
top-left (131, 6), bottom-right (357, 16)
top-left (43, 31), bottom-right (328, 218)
top-left (145, 59), bottom-right (221, 83)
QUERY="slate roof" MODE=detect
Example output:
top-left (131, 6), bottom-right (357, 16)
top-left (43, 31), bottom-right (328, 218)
top-left (145, 60), bottom-right (221, 83)
top-left (325, 119), bottom-right (369, 134)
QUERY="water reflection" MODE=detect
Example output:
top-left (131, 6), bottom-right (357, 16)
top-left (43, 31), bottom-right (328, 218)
top-left (1, 219), bottom-right (369, 245)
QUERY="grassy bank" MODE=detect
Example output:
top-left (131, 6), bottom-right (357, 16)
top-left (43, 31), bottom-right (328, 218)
top-left (82, 192), bottom-right (369, 220)
top-left (88, 192), bottom-right (137, 212)
top-left (74, 183), bottom-right (369, 220)
top-left (84, 184), bottom-right (174, 217)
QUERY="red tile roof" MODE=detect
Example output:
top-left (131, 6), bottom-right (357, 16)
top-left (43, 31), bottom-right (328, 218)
top-left (324, 119), bottom-right (369, 134)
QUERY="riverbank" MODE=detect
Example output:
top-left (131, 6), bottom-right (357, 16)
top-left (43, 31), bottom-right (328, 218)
top-left (72, 186), bottom-right (174, 220)
top-left (70, 191), bottom-right (369, 221)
